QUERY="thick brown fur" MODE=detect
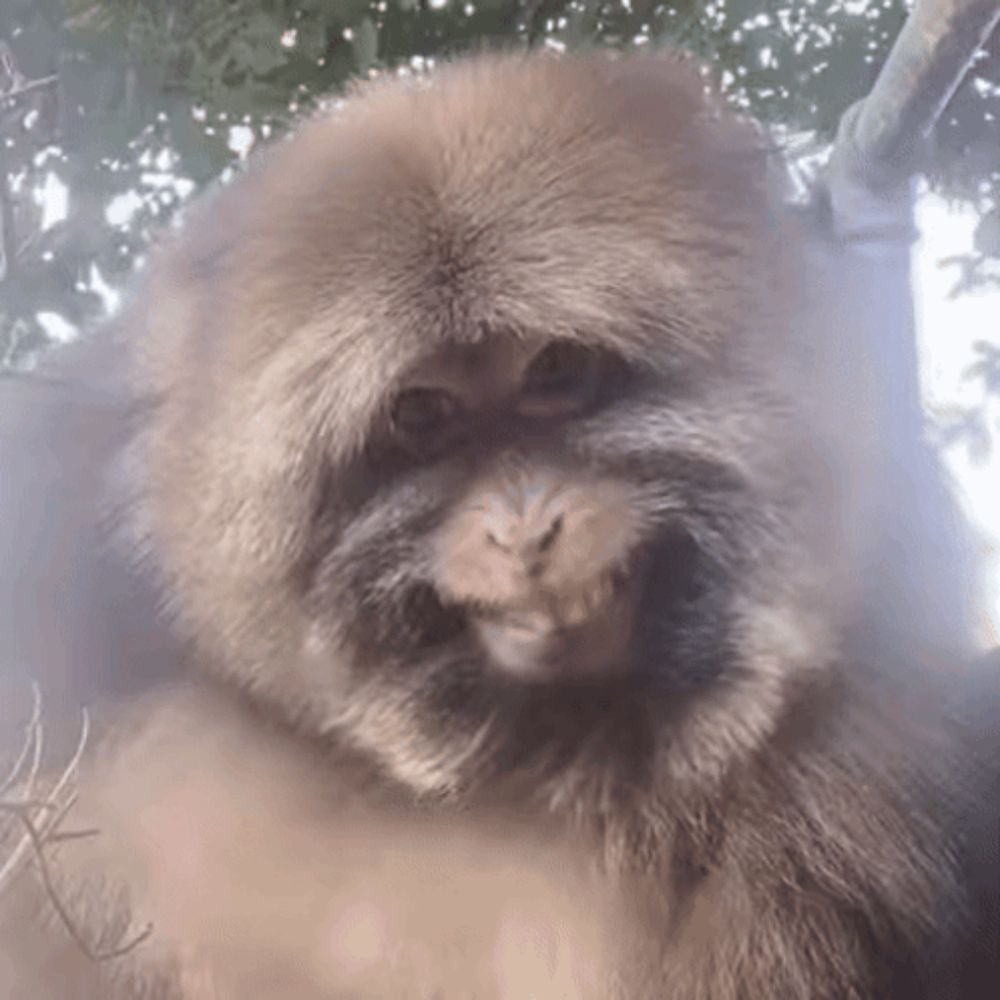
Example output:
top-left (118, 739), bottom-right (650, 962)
top-left (1, 50), bottom-right (997, 999)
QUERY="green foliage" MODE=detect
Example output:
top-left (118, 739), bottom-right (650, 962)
top-left (0, 0), bottom-right (998, 366)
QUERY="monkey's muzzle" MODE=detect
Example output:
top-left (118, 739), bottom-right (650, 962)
top-left (469, 571), bottom-right (634, 683)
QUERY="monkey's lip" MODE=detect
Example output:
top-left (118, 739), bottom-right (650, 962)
top-left (467, 571), bottom-right (634, 683)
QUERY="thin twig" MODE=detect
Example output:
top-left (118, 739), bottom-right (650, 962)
top-left (0, 683), bottom-right (42, 796)
top-left (0, 709), bottom-right (89, 891)
top-left (0, 74), bottom-right (58, 106)
top-left (47, 827), bottom-right (101, 844)
top-left (0, 801), bottom-right (153, 961)
top-left (0, 704), bottom-right (153, 961)
top-left (0, 144), bottom-right (16, 283)
top-left (23, 692), bottom-right (45, 799)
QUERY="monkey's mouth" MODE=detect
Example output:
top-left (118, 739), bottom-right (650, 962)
top-left (465, 568), bottom-right (634, 684)
top-left (397, 524), bottom-right (713, 690)
top-left (409, 526), bottom-right (707, 685)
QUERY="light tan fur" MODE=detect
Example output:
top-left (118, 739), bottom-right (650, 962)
top-left (1, 49), bottom-right (997, 1000)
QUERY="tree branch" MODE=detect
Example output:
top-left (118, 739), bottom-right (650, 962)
top-left (0, 74), bottom-right (58, 107)
top-left (831, 0), bottom-right (1000, 194)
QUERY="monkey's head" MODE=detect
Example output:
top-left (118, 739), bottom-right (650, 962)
top-left (129, 53), bottom-right (887, 803)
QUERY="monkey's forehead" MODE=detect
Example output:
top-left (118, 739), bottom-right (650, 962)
top-left (137, 52), bottom-right (776, 453)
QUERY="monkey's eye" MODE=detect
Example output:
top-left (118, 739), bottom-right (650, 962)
top-left (390, 387), bottom-right (464, 444)
top-left (516, 341), bottom-right (603, 418)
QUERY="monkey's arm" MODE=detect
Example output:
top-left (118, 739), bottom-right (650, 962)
top-left (0, 333), bottom-right (180, 728)
top-left (0, 335), bottom-right (184, 997)
top-left (4, 682), bottom-right (615, 1000)
top-left (952, 649), bottom-right (1000, 1000)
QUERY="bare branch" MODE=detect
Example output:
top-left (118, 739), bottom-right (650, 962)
top-left (832, 0), bottom-right (1000, 193)
top-left (0, 683), bottom-right (42, 796)
top-left (0, 74), bottom-right (58, 107)
top-left (0, 707), bottom-right (89, 891)
top-left (0, 701), bottom-right (153, 962)
top-left (0, 149), bottom-right (16, 284)
top-left (0, 800), bottom-right (153, 962)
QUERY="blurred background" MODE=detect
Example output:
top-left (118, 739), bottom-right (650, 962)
top-left (1, 0), bottom-right (997, 633)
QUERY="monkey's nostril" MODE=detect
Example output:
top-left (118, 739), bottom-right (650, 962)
top-left (486, 530), bottom-right (510, 552)
top-left (514, 513), bottom-right (563, 576)
top-left (536, 514), bottom-right (564, 554)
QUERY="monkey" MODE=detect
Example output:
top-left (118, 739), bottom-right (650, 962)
top-left (0, 49), bottom-right (998, 999)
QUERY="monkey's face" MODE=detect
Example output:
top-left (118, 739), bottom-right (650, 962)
top-left (302, 326), bottom-right (820, 798)
top-left (330, 330), bottom-right (743, 681)
top-left (351, 336), bottom-right (648, 685)
top-left (136, 54), bottom-right (850, 799)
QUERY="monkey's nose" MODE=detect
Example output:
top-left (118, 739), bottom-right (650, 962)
top-left (487, 511), bottom-right (564, 578)
top-left (520, 514), bottom-right (563, 577)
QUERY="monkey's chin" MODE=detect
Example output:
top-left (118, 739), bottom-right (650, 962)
top-left (471, 590), bottom-right (634, 685)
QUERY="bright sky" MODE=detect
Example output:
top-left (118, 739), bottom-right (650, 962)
top-left (913, 195), bottom-right (1000, 637)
